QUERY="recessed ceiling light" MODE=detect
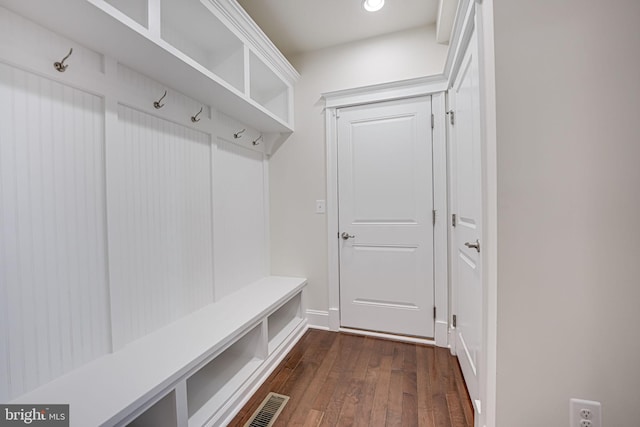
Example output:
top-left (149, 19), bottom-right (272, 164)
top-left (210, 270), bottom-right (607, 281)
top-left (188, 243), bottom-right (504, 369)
top-left (362, 0), bottom-right (385, 12)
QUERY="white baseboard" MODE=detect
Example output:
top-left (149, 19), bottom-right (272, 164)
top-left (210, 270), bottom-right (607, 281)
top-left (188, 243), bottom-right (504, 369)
top-left (435, 320), bottom-right (449, 348)
top-left (305, 309), bottom-right (329, 330)
top-left (328, 307), bottom-right (340, 330)
top-left (306, 310), bottom-right (450, 349)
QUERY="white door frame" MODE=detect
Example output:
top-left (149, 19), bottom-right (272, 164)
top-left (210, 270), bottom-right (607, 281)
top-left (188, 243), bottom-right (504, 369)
top-left (445, 1), bottom-right (498, 426)
top-left (323, 76), bottom-right (450, 347)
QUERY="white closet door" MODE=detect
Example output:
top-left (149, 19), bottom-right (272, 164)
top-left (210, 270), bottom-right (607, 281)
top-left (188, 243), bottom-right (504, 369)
top-left (0, 63), bottom-right (110, 401)
top-left (107, 105), bottom-right (214, 349)
top-left (450, 30), bottom-right (483, 410)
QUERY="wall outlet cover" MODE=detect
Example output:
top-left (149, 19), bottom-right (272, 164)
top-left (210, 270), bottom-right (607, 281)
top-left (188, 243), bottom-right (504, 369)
top-left (570, 398), bottom-right (601, 427)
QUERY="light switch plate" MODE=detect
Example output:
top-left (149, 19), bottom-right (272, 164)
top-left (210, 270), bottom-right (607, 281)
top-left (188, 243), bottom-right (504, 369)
top-left (315, 200), bottom-right (326, 214)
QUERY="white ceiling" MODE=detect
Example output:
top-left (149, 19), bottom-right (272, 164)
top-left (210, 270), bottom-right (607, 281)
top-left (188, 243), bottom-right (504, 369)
top-left (236, 0), bottom-right (440, 58)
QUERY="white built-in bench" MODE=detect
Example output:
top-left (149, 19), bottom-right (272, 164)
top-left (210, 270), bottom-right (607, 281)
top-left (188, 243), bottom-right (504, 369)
top-left (11, 276), bottom-right (308, 427)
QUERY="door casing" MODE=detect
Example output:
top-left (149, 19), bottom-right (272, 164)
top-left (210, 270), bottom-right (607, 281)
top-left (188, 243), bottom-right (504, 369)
top-left (323, 77), bottom-right (450, 347)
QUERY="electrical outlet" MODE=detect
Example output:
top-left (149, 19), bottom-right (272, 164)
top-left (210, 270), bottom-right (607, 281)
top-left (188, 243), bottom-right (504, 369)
top-left (570, 399), bottom-right (601, 427)
top-left (580, 409), bottom-right (592, 420)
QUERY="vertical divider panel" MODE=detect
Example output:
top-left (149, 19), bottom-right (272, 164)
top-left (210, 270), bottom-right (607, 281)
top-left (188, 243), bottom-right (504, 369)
top-left (175, 380), bottom-right (189, 427)
top-left (262, 157), bottom-right (271, 278)
top-left (243, 45), bottom-right (251, 99)
top-left (104, 0), bottom-right (149, 29)
top-left (103, 55), bottom-right (119, 351)
top-left (259, 319), bottom-right (269, 361)
top-left (148, 0), bottom-right (162, 38)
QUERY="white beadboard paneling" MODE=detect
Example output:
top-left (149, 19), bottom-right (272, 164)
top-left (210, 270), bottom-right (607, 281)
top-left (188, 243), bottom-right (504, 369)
top-left (0, 6), bottom-right (103, 75)
top-left (108, 105), bottom-right (214, 349)
top-left (213, 139), bottom-right (267, 300)
top-left (117, 63), bottom-right (211, 123)
top-left (0, 63), bottom-right (110, 401)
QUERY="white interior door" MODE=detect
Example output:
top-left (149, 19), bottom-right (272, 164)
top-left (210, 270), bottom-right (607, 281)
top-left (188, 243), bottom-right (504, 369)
top-left (337, 97), bottom-right (434, 338)
top-left (450, 31), bottom-right (483, 410)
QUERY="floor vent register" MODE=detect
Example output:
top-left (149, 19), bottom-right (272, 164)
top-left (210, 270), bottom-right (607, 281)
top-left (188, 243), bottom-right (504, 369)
top-left (244, 392), bottom-right (290, 427)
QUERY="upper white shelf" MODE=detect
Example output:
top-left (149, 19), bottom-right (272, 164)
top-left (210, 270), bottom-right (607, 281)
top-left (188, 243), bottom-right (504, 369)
top-left (1, 0), bottom-right (299, 133)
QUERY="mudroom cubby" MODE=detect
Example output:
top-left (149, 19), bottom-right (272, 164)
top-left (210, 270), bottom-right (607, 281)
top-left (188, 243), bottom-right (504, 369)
top-left (0, 0), bottom-right (305, 425)
top-left (104, 0), bottom-right (148, 28)
top-left (267, 292), bottom-right (304, 355)
top-left (0, 0), bottom-right (298, 132)
top-left (249, 50), bottom-right (291, 124)
top-left (128, 390), bottom-right (179, 427)
top-left (8, 277), bottom-right (308, 426)
top-left (160, 0), bottom-right (245, 93)
top-left (186, 323), bottom-right (264, 426)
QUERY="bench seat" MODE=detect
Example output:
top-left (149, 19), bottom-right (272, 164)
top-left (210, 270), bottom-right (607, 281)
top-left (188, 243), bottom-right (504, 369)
top-left (11, 276), bottom-right (308, 427)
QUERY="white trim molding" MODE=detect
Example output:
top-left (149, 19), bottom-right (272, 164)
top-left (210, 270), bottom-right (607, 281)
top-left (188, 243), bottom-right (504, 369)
top-left (323, 75), bottom-right (448, 109)
top-left (476, 1), bottom-right (498, 427)
top-left (443, 0), bottom-right (476, 86)
top-left (203, 0), bottom-right (299, 85)
top-left (305, 309), bottom-right (330, 330)
top-left (322, 77), bottom-right (449, 348)
top-left (432, 91), bottom-right (450, 346)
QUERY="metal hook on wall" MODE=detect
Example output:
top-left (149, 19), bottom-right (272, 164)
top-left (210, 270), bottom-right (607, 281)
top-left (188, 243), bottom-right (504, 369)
top-left (54, 48), bottom-right (73, 72)
top-left (154, 90), bottom-right (167, 109)
top-left (233, 129), bottom-right (246, 139)
top-left (252, 135), bottom-right (263, 146)
top-left (191, 106), bottom-right (203, 123)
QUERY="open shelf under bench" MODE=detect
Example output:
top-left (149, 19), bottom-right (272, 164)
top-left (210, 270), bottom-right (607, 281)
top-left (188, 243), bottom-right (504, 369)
top-left (10, 276), bottom-right (308, 427)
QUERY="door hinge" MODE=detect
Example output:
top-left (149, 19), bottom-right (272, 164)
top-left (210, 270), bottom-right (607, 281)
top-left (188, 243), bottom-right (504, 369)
top-left (447, 110), bottom-right (455, 125)
top-left (432, 209), bottom-right (436, 226)
top-left (433, 306), bottom-right (437, 320)
top-left (431, 113), bottom-right (435, 129)
top-left (452, 314), bottom-right (457, 328)
top-left (452, 213), bottom-right (457, 227)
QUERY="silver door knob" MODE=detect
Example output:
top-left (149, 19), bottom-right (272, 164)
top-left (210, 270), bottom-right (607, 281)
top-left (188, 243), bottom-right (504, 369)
top-left (464, 239), bottom-right (480, 253)
top-left (341, 232), bottom-right (356, 240)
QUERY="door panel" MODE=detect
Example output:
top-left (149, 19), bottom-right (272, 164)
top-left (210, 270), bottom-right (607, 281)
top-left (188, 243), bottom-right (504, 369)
top-left (450, 30), bottom-right (483, 408)
top-left (350, 115), bottom-right (419, 223)
top-left (338, 97), bottom-right (434, 338)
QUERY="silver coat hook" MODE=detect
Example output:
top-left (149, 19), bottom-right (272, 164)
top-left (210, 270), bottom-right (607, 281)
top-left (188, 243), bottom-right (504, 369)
top-left (233, 129), bottom-right (245, 139)
top-left (54, 48), bottom-right (73, 72)
top-left (191, 106), bottom-right (203, 123)
top-left (154, 90), bottom-right (167, 109)
top-left (252, 135), bottom-right (263, 146)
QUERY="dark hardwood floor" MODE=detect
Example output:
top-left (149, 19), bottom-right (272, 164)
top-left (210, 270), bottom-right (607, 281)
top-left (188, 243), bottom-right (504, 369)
top-left (230, 329), bottom-right (473, 427)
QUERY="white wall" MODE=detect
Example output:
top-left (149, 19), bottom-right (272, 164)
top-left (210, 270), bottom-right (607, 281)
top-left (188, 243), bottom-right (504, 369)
top-left (269, 25), bottom-right (448, 315)
top-left (493, 1), bottom-right (640, 425)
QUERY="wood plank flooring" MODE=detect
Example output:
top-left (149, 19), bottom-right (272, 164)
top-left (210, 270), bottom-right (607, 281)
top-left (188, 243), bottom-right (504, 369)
top-left (230, 329), bottom-right (474, 427)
